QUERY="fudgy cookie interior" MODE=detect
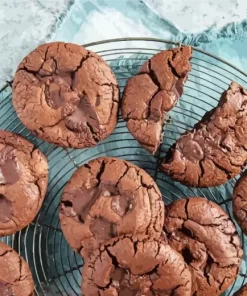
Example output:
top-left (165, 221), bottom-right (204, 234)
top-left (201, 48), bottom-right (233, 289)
top-left (61, 183), bottom-right (135, 241)
top-left (60, 157), bottom-right (164, 256)
top-left (122, 46), bottom-right (192, 154)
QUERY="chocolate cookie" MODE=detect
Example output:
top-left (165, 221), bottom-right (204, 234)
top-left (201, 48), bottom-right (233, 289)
top-left (234, 284), bottom-right (247, 296)
top-left (59, 157), bottom-right (164, 257)
top-left (0, 130), bottom-right (48, 236)
top-left (164, 197), bottom-right (243, 296)
top-left (121, 46), bottom-right (192, 154)
top-left (13, 42), bottom-right (119, 148)
top-left (0, 242), bottom-right (34, 296)
top-left (233, 171), bottom-right (247, 235)
top-left (82, 236), bottom-right (192, 296)
top-left (161, 82), bottom-right (247, 187)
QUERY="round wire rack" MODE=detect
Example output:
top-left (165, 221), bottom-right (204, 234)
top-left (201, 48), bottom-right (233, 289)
top-left (0, 37), bottom-right (247, 295)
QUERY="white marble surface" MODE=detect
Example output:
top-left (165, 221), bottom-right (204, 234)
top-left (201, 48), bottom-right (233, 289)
top-left (143, 0), bottom-right (247, 34)
top-left (0, 0), bottom-right (70, 87)
top-left (1, 0), bottom-right (247, 87)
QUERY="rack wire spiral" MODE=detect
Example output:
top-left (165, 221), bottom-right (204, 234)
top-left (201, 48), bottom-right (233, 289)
top-left (0, 37), bottom-right (247, 295)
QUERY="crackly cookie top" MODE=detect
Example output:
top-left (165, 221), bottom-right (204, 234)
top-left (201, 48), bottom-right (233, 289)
top-left (0, 242), bottom-right (34, 296)
top-left (121, 46), bottom-right (192, 154)
top-left (13, 42), bottom-right (119, 148)
top-left (164, 197), bottom-right (243, 296)
top-left (59, 157), bottom-right (164, 257)
top-left (0, 130), bottom-right (48, 236)
top-left (161, 81), bottom-right (247, 187)
top-left (82, 236), bottom-right (192, 296)
top-left (233, 170), bottom-right (247, 235)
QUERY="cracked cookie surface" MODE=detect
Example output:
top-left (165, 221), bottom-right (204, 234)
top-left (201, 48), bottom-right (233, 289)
top-left (12, 42), bottom-right (119, 148)
top-left (234, 284), bottom-right (247, 295)
top-left (82, 236), bottom-right (192, 296)
top-left (164, 197), bottom-right (243, 296)
top-left (0, 130), bottom-right (48, 236)
top-left (161, 81), bottom-right (247, 187)
top-left (233, 171), bottom-right (247, 235)
top-left (121, 46), bottom-right (192, 154)
top-left (0, 242), bottom-right (34, 296)
top-left (59, 157), bottom-right (164, 257)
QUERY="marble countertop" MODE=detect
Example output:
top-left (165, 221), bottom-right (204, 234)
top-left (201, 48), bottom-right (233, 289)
top-left (1, 0), bottom-right (247, 88)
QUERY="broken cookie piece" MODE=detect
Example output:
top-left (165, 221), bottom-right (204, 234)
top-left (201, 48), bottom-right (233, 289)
top-left (59, 157), bottom-right (164, 258)
top-left (161, 81), bottom-right (247, 187)
top-left (164, 197), bottom-right (243, 296)
top-left (82, 236), bottom-right (192, 296)
top-left (0, 130), bottom-right (48, 236)
top-left (121, 46), bottom-right (192, 154)
top-left (0, 242), bottom-right (34, 296)
top-left (233, 170), bottom-right (247, 235)
top-left (12, 42), bottom-right (119, 148)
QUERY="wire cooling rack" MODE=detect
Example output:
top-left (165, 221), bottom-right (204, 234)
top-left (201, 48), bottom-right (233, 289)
top-left (1, 37), bottom-right (247, 295)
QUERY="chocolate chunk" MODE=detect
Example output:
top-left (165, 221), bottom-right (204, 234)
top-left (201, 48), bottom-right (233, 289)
top-left (111, 268), bottom-right (125, 286)
top-left (119, 288), bottom-right (139, 296)
top-left (59, 157), bottom-right (164, 258)
top-left (0, 130), bottom-right (48, 236)
top-left (164, 197), bottom-right (243, 296)
top-left (161, 81), bottom-right (247, 187)
top-left (178, 139), bottom-right (204, 162)
top-left (233, 170), bottom-right (247, 235)
top-left (0, 280), bottom-right (13, 296)
top-left (111, 194), bottom-right (134, 216)
top-left (61, 187), bottom-right (102, 222)
top-left (121, 46), bottom-right (192, 154)
top-left (65, 95), bottom-right (100, 134)
top-left (90, 217), bottom-right (117, 241)
top-left (43, 74), bottom-right (73, 109)
top-left (13, 42), bottom-right (119, 148)
top-left (61, 183), bottom-right (124, 222)
top-left (0, 146), bottom-right (19, 185)
top-left (0, 194), bottom-right (13, 223)
top-left (0, 242), bottom-right (34, 296)
top-left (82, 236), bottom-right (192, 296)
